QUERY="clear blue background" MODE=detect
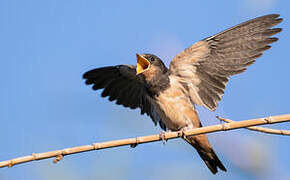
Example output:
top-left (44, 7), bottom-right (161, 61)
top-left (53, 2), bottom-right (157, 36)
top-left (1, 0), bottom-right (289, 179)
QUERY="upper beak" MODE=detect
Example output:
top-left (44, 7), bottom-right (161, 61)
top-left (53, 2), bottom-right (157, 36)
top-left (136, 54), bottom-right (150, 75)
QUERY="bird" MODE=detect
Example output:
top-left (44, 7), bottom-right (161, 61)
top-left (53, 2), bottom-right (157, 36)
top-left (83, 14), bottom-right (282, 174)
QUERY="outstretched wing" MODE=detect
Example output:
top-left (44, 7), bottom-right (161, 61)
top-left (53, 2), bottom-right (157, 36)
top-left (169, 14), bottom-right (282, 111)
top-left (83, 65), bottom-right (167, 130)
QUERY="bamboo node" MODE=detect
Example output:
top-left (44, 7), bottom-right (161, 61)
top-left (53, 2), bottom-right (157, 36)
top-left (62, 149), bottom-right (70, 154)
top-left (135, 137), bottom-right (140, 144)
top-left (130, 137), bottom-right (140, 148)
top-left (264, 116), bottom-right (273, 124)
top-left (31, 153), bottom-right (38, 160)
top-left (8, 160), bottom-right (14, 168)
top-left (93, 143), bottom-right (100, 150)
top-left (221, 123), bottom-right (229, 131)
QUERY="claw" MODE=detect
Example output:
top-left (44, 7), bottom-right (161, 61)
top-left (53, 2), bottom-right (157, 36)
top-left (130, 137), bottom-right (140, 148)
top-left (159, 131), bottom-right (167, 144)
top-left (180, 127), bottom-right (190, 139)
top-left (130, 144), bottom-right (138, 148)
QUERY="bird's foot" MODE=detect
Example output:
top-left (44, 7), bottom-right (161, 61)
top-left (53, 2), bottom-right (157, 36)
top-left (179, 127), bottom-right (190, 139)
top-left (130, 143), bottom-right (138, 148)
top-left (159, 131), bottom-right (168, 145)
top-left (130, 137), bottom-right (141, 148)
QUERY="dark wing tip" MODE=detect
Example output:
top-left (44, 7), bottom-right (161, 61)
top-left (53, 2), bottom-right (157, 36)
top-left (85, 79), bottom-right (94, 85)
top-left (269, 28), bottom-right (283, 35)
top-left (276, 15), bottom-right (283, 23)
top-left (259, 45), bottom-right (272, 52)
top-left (276, 27), bottom-right (283, 33)
top-left (276, 17), bottom-right (283, 23)
top-left (267, 37), bottom-right (279, 43)
top-left (271, 15), bottom-right (283, 27)
top-left (82, 72), bottom-right (89, 79)
top-left (83, 69), bottom-right (95, 79)
top-left (268, 14), bottom-right (280, 18)
top-left (263, 14), bottom-right (280, 20)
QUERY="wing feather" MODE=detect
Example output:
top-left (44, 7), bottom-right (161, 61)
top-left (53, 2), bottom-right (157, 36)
top-left (170, 14), bottom-right (282, 111)
top-left (83, 65), bottom-right (166, 130)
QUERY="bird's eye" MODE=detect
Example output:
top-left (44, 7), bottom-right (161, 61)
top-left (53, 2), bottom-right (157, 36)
top-left (150, 57), bottom-right (155, 62)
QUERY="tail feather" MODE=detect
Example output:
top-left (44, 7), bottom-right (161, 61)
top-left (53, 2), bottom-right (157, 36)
top-left (196, 147), bottom-right (227, 174)
top-left (184, 135), bottom-right (226, 174)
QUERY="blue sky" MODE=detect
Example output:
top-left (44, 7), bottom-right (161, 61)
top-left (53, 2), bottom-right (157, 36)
top-left (1, 0), bottom-right (290, 180)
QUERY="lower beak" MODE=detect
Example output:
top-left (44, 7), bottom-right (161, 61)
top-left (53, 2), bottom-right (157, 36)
top-left (136, 54), bottom-right (150, 75)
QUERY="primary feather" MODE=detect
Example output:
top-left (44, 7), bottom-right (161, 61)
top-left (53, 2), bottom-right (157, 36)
top-left (169, 14), bottom-right (282, 111)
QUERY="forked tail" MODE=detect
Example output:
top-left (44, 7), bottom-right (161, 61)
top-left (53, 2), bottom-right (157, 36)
top-left (184, 135), bottom-right (226, 174)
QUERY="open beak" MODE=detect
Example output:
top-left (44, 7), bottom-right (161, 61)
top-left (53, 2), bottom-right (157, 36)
top-left (136, 54), bottom-right (150, 75)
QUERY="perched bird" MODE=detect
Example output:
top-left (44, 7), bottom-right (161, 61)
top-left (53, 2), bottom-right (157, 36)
top-left (83, 14), bottom-right (282, 174)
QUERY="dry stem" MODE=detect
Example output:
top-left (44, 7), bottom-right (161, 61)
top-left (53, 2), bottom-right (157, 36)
top-left (0, 114), bottom-right (289, 169)
top-left (217, 116), bottom-right (290, 135)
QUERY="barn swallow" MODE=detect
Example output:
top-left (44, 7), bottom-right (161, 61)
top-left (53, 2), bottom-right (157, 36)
top-left (83, 14), bottom-right (282, 174)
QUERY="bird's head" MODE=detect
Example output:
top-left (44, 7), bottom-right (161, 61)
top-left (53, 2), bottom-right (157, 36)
top-left (136, 53), bottom-right (168, 82)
